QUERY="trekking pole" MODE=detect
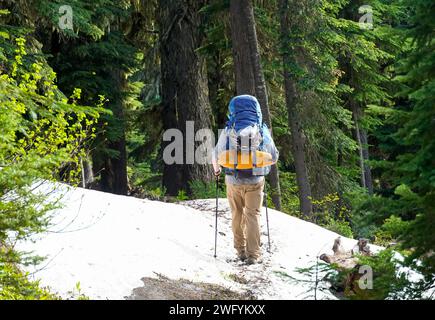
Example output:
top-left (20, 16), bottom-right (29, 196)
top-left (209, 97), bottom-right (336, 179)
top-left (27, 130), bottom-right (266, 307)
top-left (264, 178), bottom-right (271, 253)
top-left (214, 175), bottom-right (219, 258)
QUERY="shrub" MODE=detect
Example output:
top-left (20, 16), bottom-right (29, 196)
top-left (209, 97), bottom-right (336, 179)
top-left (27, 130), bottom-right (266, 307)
top-left (349, 249), bottom-right (409, 300)
top-left (276, 171), bottom-right (299, 215)
top-left (0, 23), bottom-right (101, 299)
top-left (312, 193), bottom-right (354, 238)
top-left (374, 215), bottom-right (411, 246)
top-left (176, 190), bottom-right (189, 201)
top-left (323, 217), bottom-right (354, 239)
top-left (0, 263), bottom-right (59, 300)
top-left (189, 179), bottom-right (226, 200)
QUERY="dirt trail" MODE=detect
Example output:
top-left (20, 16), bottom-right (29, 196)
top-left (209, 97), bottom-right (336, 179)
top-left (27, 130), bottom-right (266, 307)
top-left (126, 274), bottom-right (254, 300)
top-left (125, 200), bottom-right (276, 300)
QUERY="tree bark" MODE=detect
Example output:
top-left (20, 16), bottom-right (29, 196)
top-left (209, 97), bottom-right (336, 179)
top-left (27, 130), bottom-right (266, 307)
top-left (351, 102), bottom-right (374, 195)
top-left (279, 0), bottom-right (313, 217)
top-left (360, 129), bottom-right (373, 194)
top-left (159, 0), bottom-right (213, 196)
top-left (99, 68), bottom-right (129, 195)
top-left (349, 69), bottom-right (374, 195)
top-left (229, 0), bottom-right (282, 210)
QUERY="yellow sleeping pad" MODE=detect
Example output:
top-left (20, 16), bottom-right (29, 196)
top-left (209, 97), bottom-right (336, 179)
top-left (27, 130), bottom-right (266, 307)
top-left (217, 150), bottom-right (275, 169)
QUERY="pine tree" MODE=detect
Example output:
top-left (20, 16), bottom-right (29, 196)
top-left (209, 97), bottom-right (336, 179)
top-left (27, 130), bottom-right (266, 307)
top-left (394, 0), bottom-right (435, 286)
top-left (229, 0), bottom-right (282, 210)
top-left (279, 0), bottom-right (313, 216)
top-left (278, 0), bottom-right (362, 216)
top-left (36, 1), bottom-right (142, 195)
top-left (337, 0), bottom-right (403, 195)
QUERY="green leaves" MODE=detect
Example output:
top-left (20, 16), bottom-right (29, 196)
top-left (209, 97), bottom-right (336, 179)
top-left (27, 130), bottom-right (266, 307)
top-left (0, 27), bottom-right (100, 278)
top-left (0, 263), bottom-right (60, 300)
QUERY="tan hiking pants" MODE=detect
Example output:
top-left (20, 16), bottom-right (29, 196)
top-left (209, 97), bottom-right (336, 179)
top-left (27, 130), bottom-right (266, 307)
top-left (226, 179), bottom-right (264, 259)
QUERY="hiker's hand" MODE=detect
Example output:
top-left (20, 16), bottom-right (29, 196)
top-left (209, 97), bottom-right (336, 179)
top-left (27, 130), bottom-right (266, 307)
top-left (214, 168), bottom-right (221, 177)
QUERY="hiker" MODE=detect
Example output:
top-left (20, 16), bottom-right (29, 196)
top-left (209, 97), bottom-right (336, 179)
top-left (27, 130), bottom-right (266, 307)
top-left (212, 95), bottom-right (279, 265)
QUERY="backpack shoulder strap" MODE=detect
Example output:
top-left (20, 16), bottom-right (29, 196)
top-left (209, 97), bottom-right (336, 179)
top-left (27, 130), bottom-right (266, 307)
top-left (259, 122), bottom-right (265, 149)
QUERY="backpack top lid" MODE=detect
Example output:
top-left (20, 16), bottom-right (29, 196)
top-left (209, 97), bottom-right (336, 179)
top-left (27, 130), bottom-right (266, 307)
top-left (227, 95), bottom-right (262, 131)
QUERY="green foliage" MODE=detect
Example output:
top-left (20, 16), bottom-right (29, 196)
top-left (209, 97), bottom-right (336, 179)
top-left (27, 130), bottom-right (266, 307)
top-left (312, 193), bottom-right (354, 238)
top-left (278, 0), bottom-right (363, 197)
top-left (129, 161), bottom-right (161, 190)
top-left (374, 215), bottom-right (411, 246)
top-left (189, 179), bottom-right (226, 200)
top-left (66, 281), bottom-right (89, 300)
top-left (324, 217), bottom-right (354, 239)
top-left (0, 263), bottom-right (59, 300)
top-left (393, 0), bottom-right (435, 280)
top-left (0, 21), bottom-right (101, 299)
top-left (292, 249), bottom-right (410, 300)
top-left (350, 249), bottom-right (409, 300)
top-left (276, 260), bottom-right (340, 300)
top-left (1, 0), bottom-right (434, 300)
top-left (176, 190), bottom-right (189, 202)
top-left (145, 187), bottom-right (166, 201)
top-left (30, 0), bottom-right (145, 192)
top-left (0, 34), bottom-right (101, 244)
top-left (201, 0), bottom-right (234, 129)
top-left (276, 171), bottom-right (299, 215)
top-left (359, 0), bottom-right (435, 289)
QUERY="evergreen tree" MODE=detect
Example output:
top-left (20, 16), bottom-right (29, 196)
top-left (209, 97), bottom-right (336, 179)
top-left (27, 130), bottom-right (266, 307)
top-left (279, 0), bottom-right (314, 216)
top-left (337, 0), bottom-right (403, 195)
top-left (38, 1), bottom-right (141, 195)
top-left (279, 0), bottom-right (361, 216)
top-left (229, 0), bottom-right (282, 210)
top-left (393, 0), bottom-right (435, 288)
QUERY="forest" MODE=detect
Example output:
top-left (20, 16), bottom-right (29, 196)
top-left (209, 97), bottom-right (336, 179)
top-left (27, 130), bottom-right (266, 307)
top-left (0, 0), bottom-right (434, 300)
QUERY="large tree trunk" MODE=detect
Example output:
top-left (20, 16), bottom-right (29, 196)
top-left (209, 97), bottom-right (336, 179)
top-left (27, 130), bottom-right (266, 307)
top-left (229, 0), bottom-right (282, 210)
top-left (279, 0), bottom-right (313, 217)
top-left (159, 0), bottom-right (213, 196)
top-left (283, 78), bottom-right (313, 217)
top-left (99, 68), bottom-right (129, 196)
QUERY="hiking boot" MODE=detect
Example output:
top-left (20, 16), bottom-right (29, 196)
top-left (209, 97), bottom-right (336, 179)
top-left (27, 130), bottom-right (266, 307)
top-left (245, 257), bottom-right (262, 265)
top-left (237, 252), bottom-right (247, 261)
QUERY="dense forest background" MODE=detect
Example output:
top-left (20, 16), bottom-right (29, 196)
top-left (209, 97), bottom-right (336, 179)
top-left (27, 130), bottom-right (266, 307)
top-left (0, 0), bottom-right (434, 299)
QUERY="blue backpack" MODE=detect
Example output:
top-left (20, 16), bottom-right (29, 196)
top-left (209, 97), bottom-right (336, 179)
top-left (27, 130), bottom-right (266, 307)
top-left (224, 95), bottom-right (276, 177)
top-left (227, 95), bottom-right (263, 131)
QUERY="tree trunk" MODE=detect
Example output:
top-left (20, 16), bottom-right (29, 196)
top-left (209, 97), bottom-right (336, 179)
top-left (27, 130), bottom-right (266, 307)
top-left (81, 155), bottom-right (94, 188)
top-left (349, 68), bottom-right (374, 195)
top-left (360, 129), bottom-right (373, 194)
top-left (279, 0), bottom-right (313, 217)
top-left (351, 102), bottom-right (374, 195)
top-left (159, 0), bottom-right (213, 196)
top-left (342, 3), bottom-right (374, 195)
top-left (99, 68), bottom-right (129, 196)
top-left (229, 0), bottom-right (282, 210)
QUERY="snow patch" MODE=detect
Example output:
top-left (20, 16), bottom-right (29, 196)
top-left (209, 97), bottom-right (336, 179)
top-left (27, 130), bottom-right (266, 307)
top-left (17, 185), bottom-right (379, 300)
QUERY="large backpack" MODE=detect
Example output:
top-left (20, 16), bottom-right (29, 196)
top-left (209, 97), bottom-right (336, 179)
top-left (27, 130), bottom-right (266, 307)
top-left (223, 95), bottom-right (275, 178)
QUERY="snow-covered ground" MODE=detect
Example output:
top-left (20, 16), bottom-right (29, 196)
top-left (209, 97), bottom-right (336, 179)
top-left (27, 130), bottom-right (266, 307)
top-left (17, 185), bottom-right (379, 300)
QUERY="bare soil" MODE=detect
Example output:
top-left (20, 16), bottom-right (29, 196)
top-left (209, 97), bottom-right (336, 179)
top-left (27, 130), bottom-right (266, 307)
top-left (125, 274), bottom-right (255, 300)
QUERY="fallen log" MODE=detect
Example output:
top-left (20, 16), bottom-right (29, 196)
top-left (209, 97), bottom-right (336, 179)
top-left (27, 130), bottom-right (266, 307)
top-left (320, 237), bottom-right (373, 297)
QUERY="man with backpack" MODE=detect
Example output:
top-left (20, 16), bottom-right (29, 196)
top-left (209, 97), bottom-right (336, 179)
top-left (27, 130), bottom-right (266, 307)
top-left (212, 95), bottom-right (279, 265)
